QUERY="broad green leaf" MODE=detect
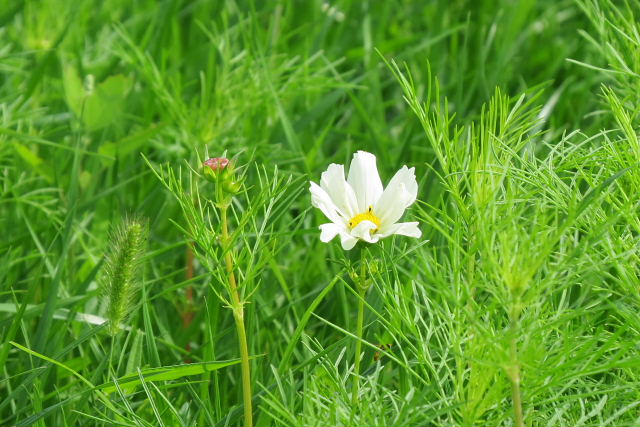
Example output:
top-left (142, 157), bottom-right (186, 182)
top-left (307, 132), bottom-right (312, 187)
top-left (62, 64), bottom-right (132, 131)
top-left (56, 357), bottom-right (91, 380)
top-left (11, 142), bottom-right (53, 182)
top-left (62, 63), bottom-right (84, 116)
top-left (125, 330), bottom-right (143, 375)
top-left (83, 74), bottom-right (132, 131)
top-left (100, 360), bottom-right (242, 394)
top-left (98, 124), bottom-right (166, 166)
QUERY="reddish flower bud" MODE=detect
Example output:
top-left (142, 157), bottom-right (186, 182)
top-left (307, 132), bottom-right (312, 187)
top-left (201, 155), bottom-right (243, 206)
top-left (203, 157), bottom-right (230, 183)
top-left (203, 157), bottom-right (229, 171)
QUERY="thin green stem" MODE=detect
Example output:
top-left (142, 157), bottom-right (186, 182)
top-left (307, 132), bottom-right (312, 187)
top-left (351, 249), bottom-right (367, 408)
top-left (220, 207), bottom-right (253, 427)
top-left (109, 337), bottom-right (114, 374)
top-left (510, 337), bottom-right (524, 427)
top-left (509, 302), bottom-right (524, 427)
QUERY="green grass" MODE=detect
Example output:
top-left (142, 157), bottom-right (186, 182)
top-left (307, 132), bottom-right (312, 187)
top-left (2, 0), bottom-right (640, 426)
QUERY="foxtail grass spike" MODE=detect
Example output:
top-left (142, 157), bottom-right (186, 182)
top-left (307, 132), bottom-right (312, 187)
top-left (100, 216), bottom-right (148, 336)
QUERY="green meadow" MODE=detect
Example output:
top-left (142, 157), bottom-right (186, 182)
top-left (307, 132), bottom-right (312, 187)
top-left (2, 0), bottom-right (640, 426)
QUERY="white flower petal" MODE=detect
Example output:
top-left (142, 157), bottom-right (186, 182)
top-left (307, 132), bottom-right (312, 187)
top-left (374, 166), bottom-right (418, 225)
top-left (319, 223), bottom-right (342, 243)
top-left (340, 233), bottom-right (358, 250)
top-left (309, 181), bottom-right (345, 225)
top-left (320, 164), bottom-right (358, 219)
top-left (321, 222), bottom-right (359, 249)
top-left (350, 220), bottom-right (381, 244)
top-left (378, 221), bottom-right (422, 239)
top-left (377, 183), bottom-right (411, 226)
top-left (347, 151), bottom-right (383, 212)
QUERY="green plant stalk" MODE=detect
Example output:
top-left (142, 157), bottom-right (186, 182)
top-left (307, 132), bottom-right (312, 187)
top-left (220, 206), bottom-right (253, 427)
top-left (509, 303), bottom-right (524, 427)
top-left (351, 249), bottom-right (367, 407)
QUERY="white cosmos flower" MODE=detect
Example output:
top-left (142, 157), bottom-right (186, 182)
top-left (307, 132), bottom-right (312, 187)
top-left (309, 151), bottom-right (421, 250)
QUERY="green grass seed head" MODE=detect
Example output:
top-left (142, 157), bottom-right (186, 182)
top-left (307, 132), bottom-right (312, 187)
top-left (100, 216), bottom-right (149, 336)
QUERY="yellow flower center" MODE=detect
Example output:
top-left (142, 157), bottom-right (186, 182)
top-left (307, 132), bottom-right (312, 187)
top-left (348, 206), bottom-right (381, 232)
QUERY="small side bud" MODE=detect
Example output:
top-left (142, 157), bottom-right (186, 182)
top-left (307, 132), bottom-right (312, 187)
top-left (349, 268), bottom-right (359, 283)
top-left (368, 259), bottom-right (380, 275)
top-left (223, 179), bottom-right (242, 195)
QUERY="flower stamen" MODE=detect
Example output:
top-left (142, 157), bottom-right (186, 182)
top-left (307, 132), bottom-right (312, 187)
top-left (348, 206), bottom-right (381, 233)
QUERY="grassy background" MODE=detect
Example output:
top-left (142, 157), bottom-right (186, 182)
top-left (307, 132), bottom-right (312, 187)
top-left (2, 0), bottom-right (640, 425)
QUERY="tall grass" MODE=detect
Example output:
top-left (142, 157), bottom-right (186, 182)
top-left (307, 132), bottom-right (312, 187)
top-left (1, 0), bottom-right (640, 426)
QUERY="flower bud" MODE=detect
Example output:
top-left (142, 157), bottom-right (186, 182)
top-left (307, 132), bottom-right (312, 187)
top-left (202, 157), bottom-right (230, 182)
top-left (223, 179), bottom-right (242, 194)
top-left (202, 156), bottom-right (243, 206)
top-left (368, 259), bottom-right (380, 275)
top-left (348, 268), bottom-right (359, 283)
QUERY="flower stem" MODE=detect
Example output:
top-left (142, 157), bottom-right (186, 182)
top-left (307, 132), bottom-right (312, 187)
top-left (351, 249), bottom-right (368, 407)
top-left (220, 206), bottom-right (253, 427)
top-left (182, 241), bottom-right (194, 358)
top-left (509, 303), bottom-right (524, 427)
